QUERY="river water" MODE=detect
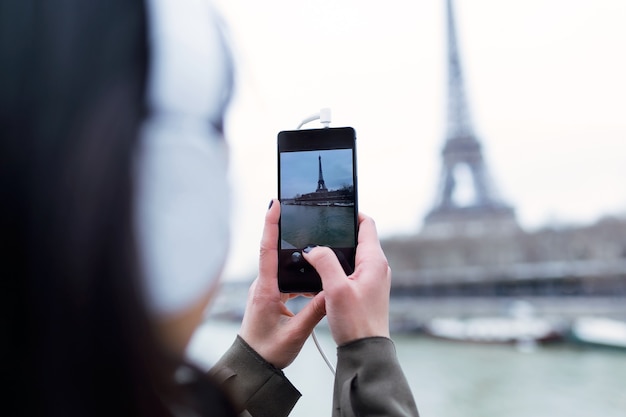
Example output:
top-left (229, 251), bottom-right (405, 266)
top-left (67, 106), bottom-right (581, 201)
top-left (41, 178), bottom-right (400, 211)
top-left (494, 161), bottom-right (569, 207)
top-left (188, 319), bottom-right (626, 417)
top-left (280, 204), bottom-right (356, 249)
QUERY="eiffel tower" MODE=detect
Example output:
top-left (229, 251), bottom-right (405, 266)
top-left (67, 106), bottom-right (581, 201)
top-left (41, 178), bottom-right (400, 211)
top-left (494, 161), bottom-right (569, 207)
top-left (421, 0), bottom-right (518, 238)
top-left (317, 155), bottom-right (328, 192)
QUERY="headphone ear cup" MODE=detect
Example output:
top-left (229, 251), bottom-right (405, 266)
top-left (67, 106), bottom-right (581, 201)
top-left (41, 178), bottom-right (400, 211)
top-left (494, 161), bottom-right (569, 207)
top-left (138, 0), bottom-right (233, 316)
top-left (135, 118), bottom-right (230, 316)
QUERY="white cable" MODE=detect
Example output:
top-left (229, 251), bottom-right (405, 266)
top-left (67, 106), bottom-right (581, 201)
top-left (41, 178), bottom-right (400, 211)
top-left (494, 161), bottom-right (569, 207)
top-left (296, 114), bottom-right (320, 129)
top-left (296, 108), bottom-right (336, 376)
top-left (312, 329), bottom-right (336, 376)
top-left (296, 108), bottom-right (332, 129)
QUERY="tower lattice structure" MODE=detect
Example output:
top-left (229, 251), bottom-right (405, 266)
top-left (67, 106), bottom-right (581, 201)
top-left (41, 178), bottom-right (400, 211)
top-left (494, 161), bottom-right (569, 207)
top-left (422, 0), bottom-right (518, 238)
top-left (317, 155), bottom-right (328, 192)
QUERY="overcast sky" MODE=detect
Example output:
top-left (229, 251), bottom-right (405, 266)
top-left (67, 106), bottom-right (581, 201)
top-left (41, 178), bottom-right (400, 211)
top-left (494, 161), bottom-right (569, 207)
top-left (212, 0), bottom-right (626, 280)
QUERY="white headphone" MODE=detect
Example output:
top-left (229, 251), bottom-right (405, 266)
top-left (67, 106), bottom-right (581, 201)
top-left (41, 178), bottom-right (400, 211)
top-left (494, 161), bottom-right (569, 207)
top-left (135, 0), bottom-right (233, 316)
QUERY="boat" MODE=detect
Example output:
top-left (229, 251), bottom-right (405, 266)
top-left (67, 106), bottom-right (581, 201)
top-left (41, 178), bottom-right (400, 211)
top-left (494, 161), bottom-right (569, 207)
top-left (568, 316), bottom-right (626, 351)
top-left (423, 300), bottom-right (564, 350)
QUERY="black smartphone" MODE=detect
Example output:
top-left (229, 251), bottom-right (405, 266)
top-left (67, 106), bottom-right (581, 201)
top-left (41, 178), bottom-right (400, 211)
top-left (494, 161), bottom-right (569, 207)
top-left (277, 127), bottom-right (358, 293)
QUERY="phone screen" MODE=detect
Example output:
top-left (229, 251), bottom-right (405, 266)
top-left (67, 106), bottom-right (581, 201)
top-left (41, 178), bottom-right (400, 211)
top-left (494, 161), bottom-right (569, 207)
top-left (277, 127), bottom-right (358, 293)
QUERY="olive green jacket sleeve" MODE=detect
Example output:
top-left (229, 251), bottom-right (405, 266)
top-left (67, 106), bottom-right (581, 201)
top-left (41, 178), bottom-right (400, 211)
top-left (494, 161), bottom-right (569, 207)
top-left (209, 336), bottom-right (301, 417)
top-left (210, 335), bottom-right (418, 417)
top-left (333, 337), bottom-right (419, 417)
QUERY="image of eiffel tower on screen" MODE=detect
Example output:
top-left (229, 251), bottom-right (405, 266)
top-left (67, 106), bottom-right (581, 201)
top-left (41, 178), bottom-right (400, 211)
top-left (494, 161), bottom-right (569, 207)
top-left (422, 0), bottom-right (519, 238)
top-left (280, 149), bottom-right (355, 250)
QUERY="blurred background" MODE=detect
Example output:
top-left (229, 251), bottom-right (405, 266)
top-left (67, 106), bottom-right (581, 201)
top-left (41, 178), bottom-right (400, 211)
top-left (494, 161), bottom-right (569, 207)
top-left (190, 1), bottom-right (626, 416)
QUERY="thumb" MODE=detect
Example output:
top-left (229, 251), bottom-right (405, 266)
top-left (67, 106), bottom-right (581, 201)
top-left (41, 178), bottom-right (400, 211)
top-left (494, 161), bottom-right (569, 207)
top-left (290, 292), bottom-right (326, 335)
top-left (302, 246), bottom-right (347, 292)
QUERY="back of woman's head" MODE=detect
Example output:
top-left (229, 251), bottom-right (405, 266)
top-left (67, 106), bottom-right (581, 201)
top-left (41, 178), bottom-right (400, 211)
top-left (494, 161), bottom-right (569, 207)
top-left (0, 1), bottom-right (177, 415)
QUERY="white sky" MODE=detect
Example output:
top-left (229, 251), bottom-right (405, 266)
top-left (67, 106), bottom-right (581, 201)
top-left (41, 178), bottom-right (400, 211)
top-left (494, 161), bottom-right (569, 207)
top-left (212, 0), bottom-right (626, 280)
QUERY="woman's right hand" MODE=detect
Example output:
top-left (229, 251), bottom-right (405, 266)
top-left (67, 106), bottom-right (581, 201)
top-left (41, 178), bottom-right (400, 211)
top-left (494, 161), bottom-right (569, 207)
top-left (302, 213), bottom-right (391, 346)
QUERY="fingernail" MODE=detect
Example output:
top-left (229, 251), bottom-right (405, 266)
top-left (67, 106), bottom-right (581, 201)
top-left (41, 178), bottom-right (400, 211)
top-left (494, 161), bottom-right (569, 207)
top-left (303, 245), bottom-right (317, 253)
top-left (268, 199), bottom-right (274, 210)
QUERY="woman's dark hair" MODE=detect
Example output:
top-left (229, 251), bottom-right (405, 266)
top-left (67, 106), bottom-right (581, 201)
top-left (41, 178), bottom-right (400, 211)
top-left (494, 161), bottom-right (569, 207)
top-left (0, 2), bottom-right (234, 416)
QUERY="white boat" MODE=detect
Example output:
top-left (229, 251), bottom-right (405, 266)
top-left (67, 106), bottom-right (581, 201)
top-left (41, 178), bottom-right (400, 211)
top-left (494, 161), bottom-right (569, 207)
top-left (569, 317), bottom-right (626, 350)
top-left (425, 316), bottom-right (562, 345)
top-left (423, 301), bottom-right (564, 350)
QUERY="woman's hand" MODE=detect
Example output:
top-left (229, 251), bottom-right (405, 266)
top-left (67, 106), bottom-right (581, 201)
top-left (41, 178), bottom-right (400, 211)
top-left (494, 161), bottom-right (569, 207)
top-left (238, 200), bottom-right (326, 369)
top-left (302, 213), bottom-right (391, 346)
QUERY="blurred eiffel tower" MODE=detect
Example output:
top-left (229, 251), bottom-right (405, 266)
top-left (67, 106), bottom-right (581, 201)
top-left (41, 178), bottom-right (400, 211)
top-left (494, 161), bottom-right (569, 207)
top-left (421, 0), bottom-right (519, 238)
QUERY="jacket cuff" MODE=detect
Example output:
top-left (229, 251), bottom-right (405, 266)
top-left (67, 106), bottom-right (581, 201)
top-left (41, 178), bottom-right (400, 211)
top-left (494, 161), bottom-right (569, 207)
top-left (336, 336), bottom-right (399, 370)
top-left (335, 337), bottom-right (419, 417)
top-left (209, 335), bottom-right (301, 417)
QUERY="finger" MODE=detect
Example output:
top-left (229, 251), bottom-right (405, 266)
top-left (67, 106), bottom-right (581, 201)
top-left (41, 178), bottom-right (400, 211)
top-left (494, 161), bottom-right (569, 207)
top-left (354, 213), bottom-right (391, 284)
top-left (355, 213), bottom-right (386, 261)
top-left (257, 199), bottom-right (280, 290)
top-left (302, 246), bottom-right (347, 292)
top-left (290, 292), bottom-right (326, 336)
top-left (356, 213), bottom-right (381, 249)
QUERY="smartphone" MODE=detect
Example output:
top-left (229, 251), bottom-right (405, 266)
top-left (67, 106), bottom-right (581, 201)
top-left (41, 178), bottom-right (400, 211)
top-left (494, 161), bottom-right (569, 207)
top-left (277, 127), bottom-right (358, 293)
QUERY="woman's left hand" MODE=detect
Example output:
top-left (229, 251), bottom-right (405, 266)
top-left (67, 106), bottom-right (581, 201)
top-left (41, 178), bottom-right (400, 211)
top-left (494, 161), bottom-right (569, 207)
top-left (238, 199), bottom-right (326, 369)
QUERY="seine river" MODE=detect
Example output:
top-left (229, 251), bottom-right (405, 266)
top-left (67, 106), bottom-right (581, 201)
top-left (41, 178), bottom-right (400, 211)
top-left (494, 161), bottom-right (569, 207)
top-left (280, 204), bottom-right (355, 249)
top-left (188, 319), bottom-right (626, 417)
